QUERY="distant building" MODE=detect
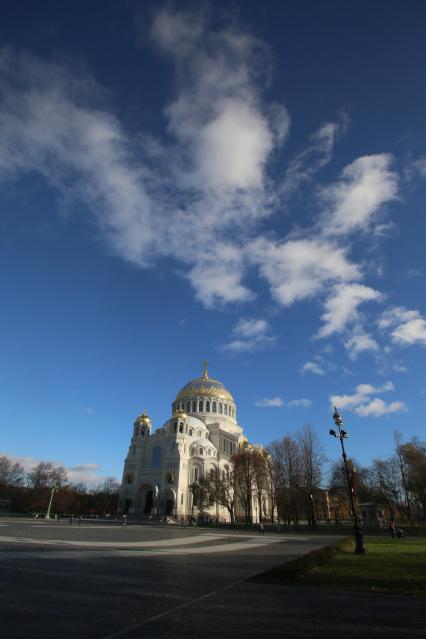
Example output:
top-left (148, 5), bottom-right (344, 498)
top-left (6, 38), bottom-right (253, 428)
top-left (118, 364), bottom-right (254, 521)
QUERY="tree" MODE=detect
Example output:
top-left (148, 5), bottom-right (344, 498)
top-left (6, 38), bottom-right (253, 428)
top-left (270, 435), bottom-right (302, 526)
top-left (368, 457), bottom-right (402, 522)
top-left (27, 462), bottom-right (68, 489)
top-left (232, 446), bottom-right (262, 523)
top-left (204, 465), bottom-right (236, 523)
top-left (0, 456), bottom-right (25, 490)
top-left (397, 436), bottom-right (426, 520)
top-left (297, 425), bottom-right (326, 527)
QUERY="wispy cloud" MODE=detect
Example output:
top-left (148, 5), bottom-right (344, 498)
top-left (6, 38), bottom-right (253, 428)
top-left (255, 397), bottom-right (284, 407)
top-left (379, 306), bottom-right (426, 346)
top-left (0, 8), bottom-right (403, 344)
top-left (317, 284), bottom-right (383, 338)
top-left (319, 154), bottom-right (399, 237)
top-left (287, 398), bottom-right (312, 408)
top-left (300, 361), bottom-right (326, 376)
top-left (0, 453), bottom-right (112, 485)
top-left (344, 332), bottom-right (379, 359)
top-left (222, 318), bottom-right (275, 353)
top-left (330, 381), bottom-right (406, 417)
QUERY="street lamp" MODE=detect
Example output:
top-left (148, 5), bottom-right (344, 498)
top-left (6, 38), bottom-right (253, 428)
top-left (329, 408), bottom-right (366, 554)
top-left (45, 484), bottom-right (58, 520)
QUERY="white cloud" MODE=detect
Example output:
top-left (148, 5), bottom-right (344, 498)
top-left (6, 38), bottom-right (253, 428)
top-left (330, 381), bottom-right (406, 418)
top-left (318, 284), bottom-right (383, 338)
top-left (300, 361), bottom-right (326, 376)
top-left (222, 317), bottom-right (274, 353)
top-left (344, 332), bottom-right (379, 359)
top-left (379, 306), bottom-right (426, 346)
top-left (319, 154), bottom-right (398, 236)
top-left (255, 397), bottom-right (284, 407)
top-left (251, 237), bottom-right (360, 306)
top-left (356, 398), bottom-right (406, 417)
top-left (287, 398), bottom-right (312, 408)
top-left (82, 406), bottom-right (95, 414)
top-left (0, 10), bottom-right (402, 331)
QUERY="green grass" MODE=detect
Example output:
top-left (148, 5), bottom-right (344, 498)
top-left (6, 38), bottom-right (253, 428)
top-left (300, 536), bottom-right (426, 597)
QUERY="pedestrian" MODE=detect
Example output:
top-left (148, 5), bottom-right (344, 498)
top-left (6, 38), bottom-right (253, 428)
top-left (122, 514), bottom-right (127, 527)
top-left (78, 515), bottom-right (83, 525)
top-left (259, 522), bottom-right (264, 534)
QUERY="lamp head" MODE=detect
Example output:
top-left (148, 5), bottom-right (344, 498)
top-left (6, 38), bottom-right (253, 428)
top-left (333, 407), bottom-right (344, 425)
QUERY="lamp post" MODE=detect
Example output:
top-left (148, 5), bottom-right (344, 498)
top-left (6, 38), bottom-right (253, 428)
top-left (329, 408), bottom-right (366, 554)
top-left (45, 484), bottom-right (58, 520)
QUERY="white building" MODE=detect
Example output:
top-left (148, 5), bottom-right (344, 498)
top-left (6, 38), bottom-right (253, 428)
top-left (118, 364), bottom-right (248, 520)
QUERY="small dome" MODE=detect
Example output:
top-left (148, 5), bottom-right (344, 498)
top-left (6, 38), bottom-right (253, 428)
top-left (192, 437), bottom-right (216, 450)
top-left (176, 363), bottom-right (234, 402)
top-left (135, 410), bottom-right (151, 426)
top-left (173, 409), bottom-right (188, 419)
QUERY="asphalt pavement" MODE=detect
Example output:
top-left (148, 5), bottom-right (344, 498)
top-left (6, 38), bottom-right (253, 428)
top-left (0, 518), bottom-right (424, 638)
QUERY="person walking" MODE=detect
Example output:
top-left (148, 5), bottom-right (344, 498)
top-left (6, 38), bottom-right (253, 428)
top-left (122, 514), bottom-right (127, 527)
top-left (78, 515), bottom-right (83, 525)
top-left (259, 522), bottom-right (264, 534)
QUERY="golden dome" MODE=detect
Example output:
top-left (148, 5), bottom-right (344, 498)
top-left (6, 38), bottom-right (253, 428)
top-left (135, 410), bottom-right (152, 425)
top-left (174, 408), bottom-right (188, 419)
top-left (176, 363), bottom-right (234, 402)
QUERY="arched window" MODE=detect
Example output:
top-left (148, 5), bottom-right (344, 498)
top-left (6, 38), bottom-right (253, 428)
top-left (192, 401), bottom-right (196, 412)
top-left (189, 429), bottom-right (193, 436)
top-left (151, 446), bottom-right (161, 468)
top-left (167, 472), bottom-right (175, 483)
top-left (212, 402), bottom-right (217, 412)
top-left (207, 448), bottom-right (211, 456)
top-left (198, 400), bottom-right (204, 412)
top-left (179, 423), bottom-right (184, 433)
top-left (219, 403), bottom-right (223, 414)
top-left (193, 467), bottom-right (199, 482)
top-left (206, 401), bottom-right (210, 412)
top-left (224, 405), bottom-right (228, 415)
top-left (186, 401), bottom-right (190, 412)
top-left (199, 448), bottom-right (203, 455)
top-left (209, 468), bottom-right (215, 481)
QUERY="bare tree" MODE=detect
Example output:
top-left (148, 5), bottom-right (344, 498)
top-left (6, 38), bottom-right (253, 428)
top-left (0, 456), bottom-right (25, 489)
top-left (27, 462), bottom-right (68, 489)
top-left (232, 447), bottom-right (263, 523)
top-left (204, 465), bottom-right (235, 523)
top-left (298, 425), bottom-right (326, 526)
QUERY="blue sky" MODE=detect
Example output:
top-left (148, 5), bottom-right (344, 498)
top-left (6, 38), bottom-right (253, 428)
top-left (1, 1), bottom-right (425, 484)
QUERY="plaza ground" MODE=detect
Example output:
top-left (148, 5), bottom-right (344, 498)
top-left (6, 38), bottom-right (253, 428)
top-left (0, 518), bottom-right (424, 638)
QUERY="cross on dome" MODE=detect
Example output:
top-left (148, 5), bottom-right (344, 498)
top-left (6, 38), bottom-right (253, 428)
top-left (202, 360), bottom-right (209, 378)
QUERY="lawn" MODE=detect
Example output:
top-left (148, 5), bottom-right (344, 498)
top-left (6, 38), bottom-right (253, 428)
top-left (301, 536), bottom-right (426, 597)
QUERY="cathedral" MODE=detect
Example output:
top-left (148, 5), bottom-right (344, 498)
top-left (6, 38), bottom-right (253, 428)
top-left (118, 364), bottom-right (248, 521)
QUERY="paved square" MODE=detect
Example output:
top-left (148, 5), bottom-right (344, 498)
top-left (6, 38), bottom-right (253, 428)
top-left (0, 519), bottom-right (424, 638)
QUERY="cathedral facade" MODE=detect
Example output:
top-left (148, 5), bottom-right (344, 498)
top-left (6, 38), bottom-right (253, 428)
top-left (118, 365), bottom-right (247, 520)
